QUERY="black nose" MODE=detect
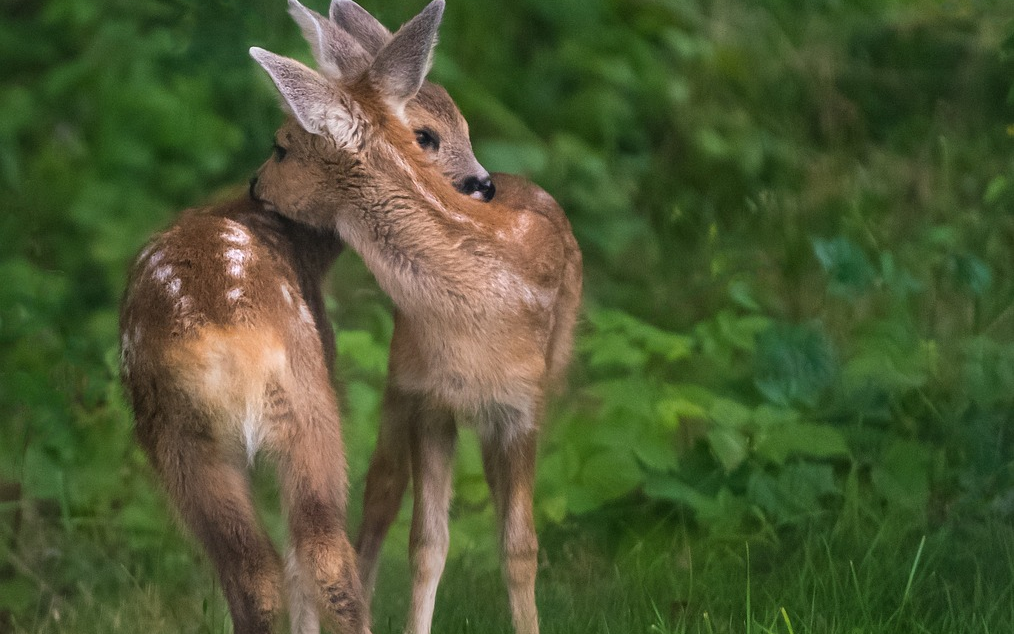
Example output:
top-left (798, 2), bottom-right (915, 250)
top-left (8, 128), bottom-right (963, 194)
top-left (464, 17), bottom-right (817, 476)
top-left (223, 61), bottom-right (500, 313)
top-left (248, 176), bottom-right (259, 200)
top-left (459, 175), bottom-right (496, 202)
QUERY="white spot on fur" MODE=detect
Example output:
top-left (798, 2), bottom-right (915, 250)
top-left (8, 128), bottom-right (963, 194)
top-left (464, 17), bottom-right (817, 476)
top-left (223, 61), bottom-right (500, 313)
top-left (146, 249), bottom-right (165, 267)
top-left (298, 302), bottom-right (313, 325)
top-left (225, 248), bottom-right (248, 278)
top-left (280, 283), bottom-right (293, 305)
top-left (137, 243), bottom-right (156, 265)
top-left (221, 222), bottom-right (251, 246)
top-left (167, 277), bottom-right (182, 297)
top-left (153, 264), bottom-right (173, 283)
top-left (242, 412), bottom-right (265, 464)
top-left (227, 287), bottom-right (244, 302)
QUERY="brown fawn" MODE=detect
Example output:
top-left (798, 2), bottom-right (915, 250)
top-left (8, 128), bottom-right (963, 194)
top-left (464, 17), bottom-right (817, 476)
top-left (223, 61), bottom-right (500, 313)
top-left (119, 2), bottom-right (495, 632)
top-left (247, 2), bottom-right (582, 633)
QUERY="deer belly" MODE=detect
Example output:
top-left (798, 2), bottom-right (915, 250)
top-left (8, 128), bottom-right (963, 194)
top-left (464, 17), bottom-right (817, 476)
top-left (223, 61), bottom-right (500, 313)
top-left (394, 333), bottom-right (545, 415)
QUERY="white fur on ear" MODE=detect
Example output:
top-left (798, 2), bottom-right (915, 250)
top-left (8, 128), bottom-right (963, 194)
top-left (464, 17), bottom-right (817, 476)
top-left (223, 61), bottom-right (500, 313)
top-left (368, 0), bottom-right (444, 121)
top-left (250, 46), bottom-right (362, 146)
top-left (288, 0), bottom-right (329, 69)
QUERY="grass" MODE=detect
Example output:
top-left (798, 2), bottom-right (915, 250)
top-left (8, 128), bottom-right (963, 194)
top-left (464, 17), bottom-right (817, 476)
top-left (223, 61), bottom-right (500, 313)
top-left (6, 500), bottom-right (1013, 634)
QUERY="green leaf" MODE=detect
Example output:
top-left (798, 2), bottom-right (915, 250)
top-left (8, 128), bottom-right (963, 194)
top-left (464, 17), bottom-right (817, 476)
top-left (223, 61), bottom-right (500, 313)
top-left (871, 440), bottom-right (930, 513)
top-left (754, 418), bottom-right (849, 465)
top-left (754, 322), bottom-right (837, 407)
top-left (584, 330), bottom-right (649, 371)
top-left (337, 330), bottom-right (389, 377)
top-left (983, 175), bottom-right (1008, 205)
top-left (710, 397), bottom-right (752, 429)
top-left (575, 449), bottom-right (643, 509)
top-left (950, 253), bottom-right (992, 297)
top-left (644, 475), bottom-right (721, 516)
top-left (748, 463), bottom-right (839, 523)
top-left (728, 279), bottom-right (761, 311)
top-left (707, 425), bottom-right (748, 472)
top-left (812, 236), bottom-right (875, 297)
top-left (656, 394), bottom-right (708, 430)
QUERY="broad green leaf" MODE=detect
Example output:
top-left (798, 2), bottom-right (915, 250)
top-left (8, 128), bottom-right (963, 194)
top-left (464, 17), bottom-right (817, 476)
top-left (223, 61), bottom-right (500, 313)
top-left (710, 397), bottom-right (752, 429)
top-left (754, 421), bottom-right (848, 465)
top-left (748, 463), bottom-right (838, 523)
top-left (338, 330), bottom-right (389, 377)
top-left (812, 236), bottom-right (875, 297)
top-left (871, 440), bottom-right (930, 513)
top-left (754, 322), bottom-right (837, 407)
top-left (707, 425), bottom-right (748, 472)
top-left (576, 450), bottom-right (643, 507)
top-left (656, 395), bottom-right (707, 430)
top-left (950, 253), bottom-right (992, 297)
top-left (644, 475), bottom-right (721, 517)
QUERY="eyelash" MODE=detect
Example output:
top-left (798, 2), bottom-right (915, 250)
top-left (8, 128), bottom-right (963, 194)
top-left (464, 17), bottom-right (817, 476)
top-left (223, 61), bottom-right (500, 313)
top-left (414, 129), bottom-right (440, 151)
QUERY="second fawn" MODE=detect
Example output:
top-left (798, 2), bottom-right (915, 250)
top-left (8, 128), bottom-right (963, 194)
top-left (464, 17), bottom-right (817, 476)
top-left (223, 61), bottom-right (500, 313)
top-left (248, 2), bottom-right (582, 632)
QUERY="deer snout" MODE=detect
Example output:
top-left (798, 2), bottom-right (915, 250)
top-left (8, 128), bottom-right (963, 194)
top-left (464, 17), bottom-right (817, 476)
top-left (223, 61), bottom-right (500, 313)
top-left (457, 175), bottom-right (496, 202)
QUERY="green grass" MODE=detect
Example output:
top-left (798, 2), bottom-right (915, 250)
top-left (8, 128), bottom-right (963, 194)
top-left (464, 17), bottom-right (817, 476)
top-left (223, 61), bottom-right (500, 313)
top-left (6, 505), bottom-right (1013, 634)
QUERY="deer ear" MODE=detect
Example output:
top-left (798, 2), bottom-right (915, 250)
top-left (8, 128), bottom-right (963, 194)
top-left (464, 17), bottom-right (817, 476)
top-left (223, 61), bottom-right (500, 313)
top-left (288, 0), bottom-right (370, 78)
top-left (250, 47), bottom-right (356, 142)
top-left (368, 0), bottom-right (444, 120)
top-left (329, 0), bottom-right (391, 55)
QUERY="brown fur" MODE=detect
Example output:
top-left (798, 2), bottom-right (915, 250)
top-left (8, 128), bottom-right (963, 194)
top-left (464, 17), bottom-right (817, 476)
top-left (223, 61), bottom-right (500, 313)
top-left (121, 198), bottom-right (366, 634)
top-left (119, 10), bottom-right (494, 628)
top-left (248, 7), bottom-right (583, 632)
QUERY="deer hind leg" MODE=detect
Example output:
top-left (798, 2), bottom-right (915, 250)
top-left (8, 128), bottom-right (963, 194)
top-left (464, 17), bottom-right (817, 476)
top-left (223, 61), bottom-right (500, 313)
top-left (279, 395), bottom-right (368, 634)
top-left (145, 415), bottom-right (284, 634)
top-left (480, 408), bottom-right (540, 634)
top-left (355, 384), bottom-right (417, 606)
top-left (406, 402), bottom-right (457, 634)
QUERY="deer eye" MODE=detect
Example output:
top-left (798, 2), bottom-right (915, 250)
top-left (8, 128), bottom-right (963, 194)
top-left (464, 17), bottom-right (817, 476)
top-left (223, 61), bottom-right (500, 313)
top-left (272, 143), bottom-right (287, 162)
top-left (414, 129), bottom-right (440, 151)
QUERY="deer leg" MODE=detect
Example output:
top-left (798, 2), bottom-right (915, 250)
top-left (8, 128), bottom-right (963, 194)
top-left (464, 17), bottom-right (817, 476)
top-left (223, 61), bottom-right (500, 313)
top-left (285, 545), bottom-right (320, 634)
top-left (480, 413), bottom-right (540, 634)
top-left (147, 421), bottom-right (284, 634)
top-left (279, 398), bottom-right (368, 634)
top-left (355, 384), bottom-right (417, 605)
top-left (406, 403), bottom-right (457, 634)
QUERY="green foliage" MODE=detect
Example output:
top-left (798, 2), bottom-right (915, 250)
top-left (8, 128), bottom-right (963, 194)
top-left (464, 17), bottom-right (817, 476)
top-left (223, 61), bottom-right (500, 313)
top-left (3, 0), bottom-right (1014, 628)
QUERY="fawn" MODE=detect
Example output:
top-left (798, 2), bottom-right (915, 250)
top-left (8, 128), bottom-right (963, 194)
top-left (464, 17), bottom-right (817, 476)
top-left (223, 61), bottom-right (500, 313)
top-left (247, 2), bottom-right (582, 633)
top-left (118, 2), bottom-right (494, 632)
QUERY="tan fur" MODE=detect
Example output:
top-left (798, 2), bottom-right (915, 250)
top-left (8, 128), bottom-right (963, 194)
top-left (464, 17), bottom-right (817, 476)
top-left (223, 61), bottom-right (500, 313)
top-left (248, 7), bottom-right (583, 632)
top-left (119, 9), bottom-right (494, 628)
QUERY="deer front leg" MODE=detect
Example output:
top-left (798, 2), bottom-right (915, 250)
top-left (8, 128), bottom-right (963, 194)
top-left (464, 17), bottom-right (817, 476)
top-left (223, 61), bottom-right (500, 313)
top-left (406, 403), bottom-right (457, 634)
top-left (355, 384), bottom-right (417, 607)
top-left (480, 412), bottom-right (540, 634)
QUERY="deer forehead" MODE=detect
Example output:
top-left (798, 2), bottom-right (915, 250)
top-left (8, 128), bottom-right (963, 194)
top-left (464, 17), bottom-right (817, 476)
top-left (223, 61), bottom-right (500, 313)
top-left (409, 83), bottom-right (467, 130)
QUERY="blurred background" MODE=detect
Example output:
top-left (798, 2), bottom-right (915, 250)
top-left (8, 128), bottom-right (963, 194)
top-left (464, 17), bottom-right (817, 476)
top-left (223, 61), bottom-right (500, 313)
top-left (2, 0), bottom-right (1014, 632)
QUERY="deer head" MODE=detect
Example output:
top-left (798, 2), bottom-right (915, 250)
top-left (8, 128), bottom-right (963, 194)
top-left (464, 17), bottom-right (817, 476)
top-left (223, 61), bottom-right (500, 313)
top-left (250, 0), bottom-right (474, 232)
top-left (279, 0), bottom-right (493, 202)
